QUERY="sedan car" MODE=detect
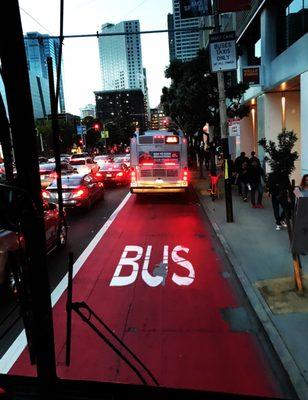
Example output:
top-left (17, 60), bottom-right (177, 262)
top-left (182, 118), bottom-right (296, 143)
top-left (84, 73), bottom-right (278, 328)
top-left (69, 157), bottom-right (99, 175)
top-left (97, 163), bottom-right (130, 186)
top-left (40, 162), bottom-right (76, 188)
top-left (93, 155), bottom-right (113, 167)
top-left (43, 173), bottom-right (104, 210)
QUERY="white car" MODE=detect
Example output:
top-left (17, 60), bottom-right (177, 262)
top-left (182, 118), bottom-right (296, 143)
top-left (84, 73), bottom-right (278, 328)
top-left (70, 157), bottom-right (99, 174)
top-left (93, 155), bottom-right (113, 167)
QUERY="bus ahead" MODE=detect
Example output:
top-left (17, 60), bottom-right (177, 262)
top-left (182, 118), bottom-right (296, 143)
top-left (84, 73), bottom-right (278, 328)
top-left (130, 130), bottom-right (189, 194)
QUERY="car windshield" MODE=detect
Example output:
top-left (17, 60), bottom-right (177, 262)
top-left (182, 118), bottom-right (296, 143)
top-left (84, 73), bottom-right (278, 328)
top-left (70, 159), bottom-right (86, 165)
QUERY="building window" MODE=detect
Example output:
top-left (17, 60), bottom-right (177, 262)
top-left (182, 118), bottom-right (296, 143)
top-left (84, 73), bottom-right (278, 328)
top-left (285, 0), bottom-right (308, 47)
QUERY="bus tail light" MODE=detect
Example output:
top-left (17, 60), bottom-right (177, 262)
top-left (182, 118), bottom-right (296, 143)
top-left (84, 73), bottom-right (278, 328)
top-left (131, 168), bottom-right (136, 183)
top-left (182, 167), bottom-right (189, 182)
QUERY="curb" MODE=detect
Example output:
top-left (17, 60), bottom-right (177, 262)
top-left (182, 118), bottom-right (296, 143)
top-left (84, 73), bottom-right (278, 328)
top-left (193, 184), bottom-right (308, 400)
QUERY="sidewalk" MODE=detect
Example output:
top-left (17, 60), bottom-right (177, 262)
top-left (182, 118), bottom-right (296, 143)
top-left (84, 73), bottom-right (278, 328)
top-left (192, 173), bottom-right (308, 400)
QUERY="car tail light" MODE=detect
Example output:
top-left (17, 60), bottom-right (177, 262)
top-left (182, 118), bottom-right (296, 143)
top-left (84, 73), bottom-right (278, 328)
top-left (142, 162), bottom-right (153, 166)
top-left (164, 162), bottom-right (176, 166)
top-left (72, 186), bottom-right (88, 199)
top-left (116, 172), bottom-right (123, 177)
top-left (96, 172), bottom-right (103, 178)
top-left (42, 190), bottom-right (50, 200)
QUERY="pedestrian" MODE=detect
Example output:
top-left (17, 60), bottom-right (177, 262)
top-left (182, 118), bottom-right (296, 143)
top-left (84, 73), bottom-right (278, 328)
top-left (238, 160), bottom-right (250, 202)
top-left (266, 172), bottom-right (292, 230)
top-left (197, 141), bottom-right (206, 178)
top-left (234, 152), bottom-right (250, 195)
top-left (248, 160), bottom-right (265, 208)
top-left (250, 151), bottom-right (261, 166)
top-left (294, 174), bottom-right (308, 198)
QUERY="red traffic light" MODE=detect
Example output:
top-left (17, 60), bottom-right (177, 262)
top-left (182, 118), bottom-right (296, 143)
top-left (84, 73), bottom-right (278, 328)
top-left (93, 123), bottom-right (100, 130)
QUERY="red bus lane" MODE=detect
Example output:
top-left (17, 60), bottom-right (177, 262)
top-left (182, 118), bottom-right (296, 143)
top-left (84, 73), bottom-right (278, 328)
top-left (10, 195), bottom-right (282, 397)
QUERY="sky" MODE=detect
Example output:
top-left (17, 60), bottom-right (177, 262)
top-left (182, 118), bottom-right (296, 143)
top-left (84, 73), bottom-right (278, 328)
top-left (19, 0), bottom-right (172, 116)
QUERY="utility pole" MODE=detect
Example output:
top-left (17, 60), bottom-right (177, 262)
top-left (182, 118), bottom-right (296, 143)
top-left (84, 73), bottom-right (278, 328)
top-left (47, 57), bottom-right (64, 220)
top-left (213, 0), bottom-right (234, 222)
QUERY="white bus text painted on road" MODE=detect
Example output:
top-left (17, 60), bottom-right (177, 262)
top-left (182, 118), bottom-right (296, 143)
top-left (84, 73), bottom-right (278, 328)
top-left (110, 245), bottom-right (195, 287)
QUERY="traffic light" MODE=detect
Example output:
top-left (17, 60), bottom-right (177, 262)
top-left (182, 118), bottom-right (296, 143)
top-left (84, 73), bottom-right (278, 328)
top-left (92, 120), bottom-right (103, 131)
top-left (78, 138), bottom-right (83, 146)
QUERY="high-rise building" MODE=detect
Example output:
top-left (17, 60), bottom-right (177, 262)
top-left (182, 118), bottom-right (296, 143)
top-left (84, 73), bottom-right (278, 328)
top-left (150, 105), bottom-right (166, 130)
top-left (171, 0), bottom-right (203, 62)
top-left (95, 89), bottom-right (146, 130)
top-left (80, 104), bottom-right (96, 119)
top-left (24, 32), bottom-right (66, 114)
top-left (98, 21), bottom-right (145, 93)
top-left (168, 13), bottom-right (176, 62)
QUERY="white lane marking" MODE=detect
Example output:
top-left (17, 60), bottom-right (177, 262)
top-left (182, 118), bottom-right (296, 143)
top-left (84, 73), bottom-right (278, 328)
top-left (0, 192), bottom-right (132, 374)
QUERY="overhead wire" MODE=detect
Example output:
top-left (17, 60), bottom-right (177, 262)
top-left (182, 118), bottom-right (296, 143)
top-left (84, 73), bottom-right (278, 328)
top-left (20, 7), bottom-right (54, 35)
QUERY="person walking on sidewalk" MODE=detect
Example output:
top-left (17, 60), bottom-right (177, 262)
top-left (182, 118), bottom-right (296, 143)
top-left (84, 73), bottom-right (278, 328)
top-left (250, 151), bottom-right (261, 166)
top-left (238, 160), bottom-right (250, 202)
top-left (235, 152), bottom-right (250, 196)
top-left (266, 172), bottom-right (292, 230)
top-left (248, 160), bottom-right (265, 208)
top-left (294, 174), bottom-right (308, 198)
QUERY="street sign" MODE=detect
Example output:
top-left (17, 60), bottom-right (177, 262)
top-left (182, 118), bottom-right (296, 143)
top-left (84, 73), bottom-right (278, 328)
top-left (228, 118), bottom-right (241, 137)
top-left (77, 125), bottom-right (83, 135)
top-left (217, 0), bottom-right (251, 13)
top-left (179, 0), bottom-right (211, 19)
top-left (242, 66), bottom-right (260, 85)
top-left (209, 31), bottom-right (237, 72)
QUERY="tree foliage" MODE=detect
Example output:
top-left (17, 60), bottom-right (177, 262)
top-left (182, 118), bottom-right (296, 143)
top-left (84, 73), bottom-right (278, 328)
top-left (258, 130), bottom-right (298, 177)
top-left (36, 119), bottom-right (78, 156)
top-left (160, 49), bottom-right (250, 135)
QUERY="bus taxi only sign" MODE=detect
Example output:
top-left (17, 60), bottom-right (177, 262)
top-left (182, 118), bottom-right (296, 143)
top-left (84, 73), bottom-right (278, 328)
top-left (209, 31), bottom-right (237, 72)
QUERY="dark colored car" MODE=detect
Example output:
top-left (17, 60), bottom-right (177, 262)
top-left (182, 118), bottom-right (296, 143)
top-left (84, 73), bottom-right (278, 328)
top-left (39, 162), bottom-right (76, 188)
top-left (43, 173), bottom-right (104, 210)
top-left (97, 163), bottom-right (130, 186)
top-left (71, 152), bottom-right (89, 159)
top-left (0, 201), bottom-right (67, 291)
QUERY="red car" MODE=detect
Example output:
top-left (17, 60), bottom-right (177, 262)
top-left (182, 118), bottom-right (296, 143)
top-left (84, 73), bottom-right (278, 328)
top-left (96, 163), bottom-right (130, 186)
top-left (0, 201), bottom-right (67, 291)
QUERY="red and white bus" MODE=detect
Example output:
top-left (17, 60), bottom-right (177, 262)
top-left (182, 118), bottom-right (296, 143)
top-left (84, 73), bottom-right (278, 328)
top-left (130, 130), bottom-right (189, 194)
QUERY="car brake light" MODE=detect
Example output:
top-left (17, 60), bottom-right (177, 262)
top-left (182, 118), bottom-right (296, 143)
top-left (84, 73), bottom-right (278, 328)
top-left (142, 162), bottom-right (154, 166)
top-left (72, 186), bottom-right (88, 199)
top-left (164, 162), bottom-right (176, 166)
top-left (42, 190), bottom-right (50, 199)
top-left (116, 172), bottom-right (123, 177)
top-left (96, 172), bottom-right (102, 177)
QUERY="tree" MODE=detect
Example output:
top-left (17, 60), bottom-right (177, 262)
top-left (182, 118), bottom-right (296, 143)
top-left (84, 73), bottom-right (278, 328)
top-left (259, 130), bottom-right (303, 292)
top-left (161, 49), bottom-right (249, 136)
top-left (36, 118), bottom-right (78, 156)
top-left (258, 130), bottom-right (298, 177)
